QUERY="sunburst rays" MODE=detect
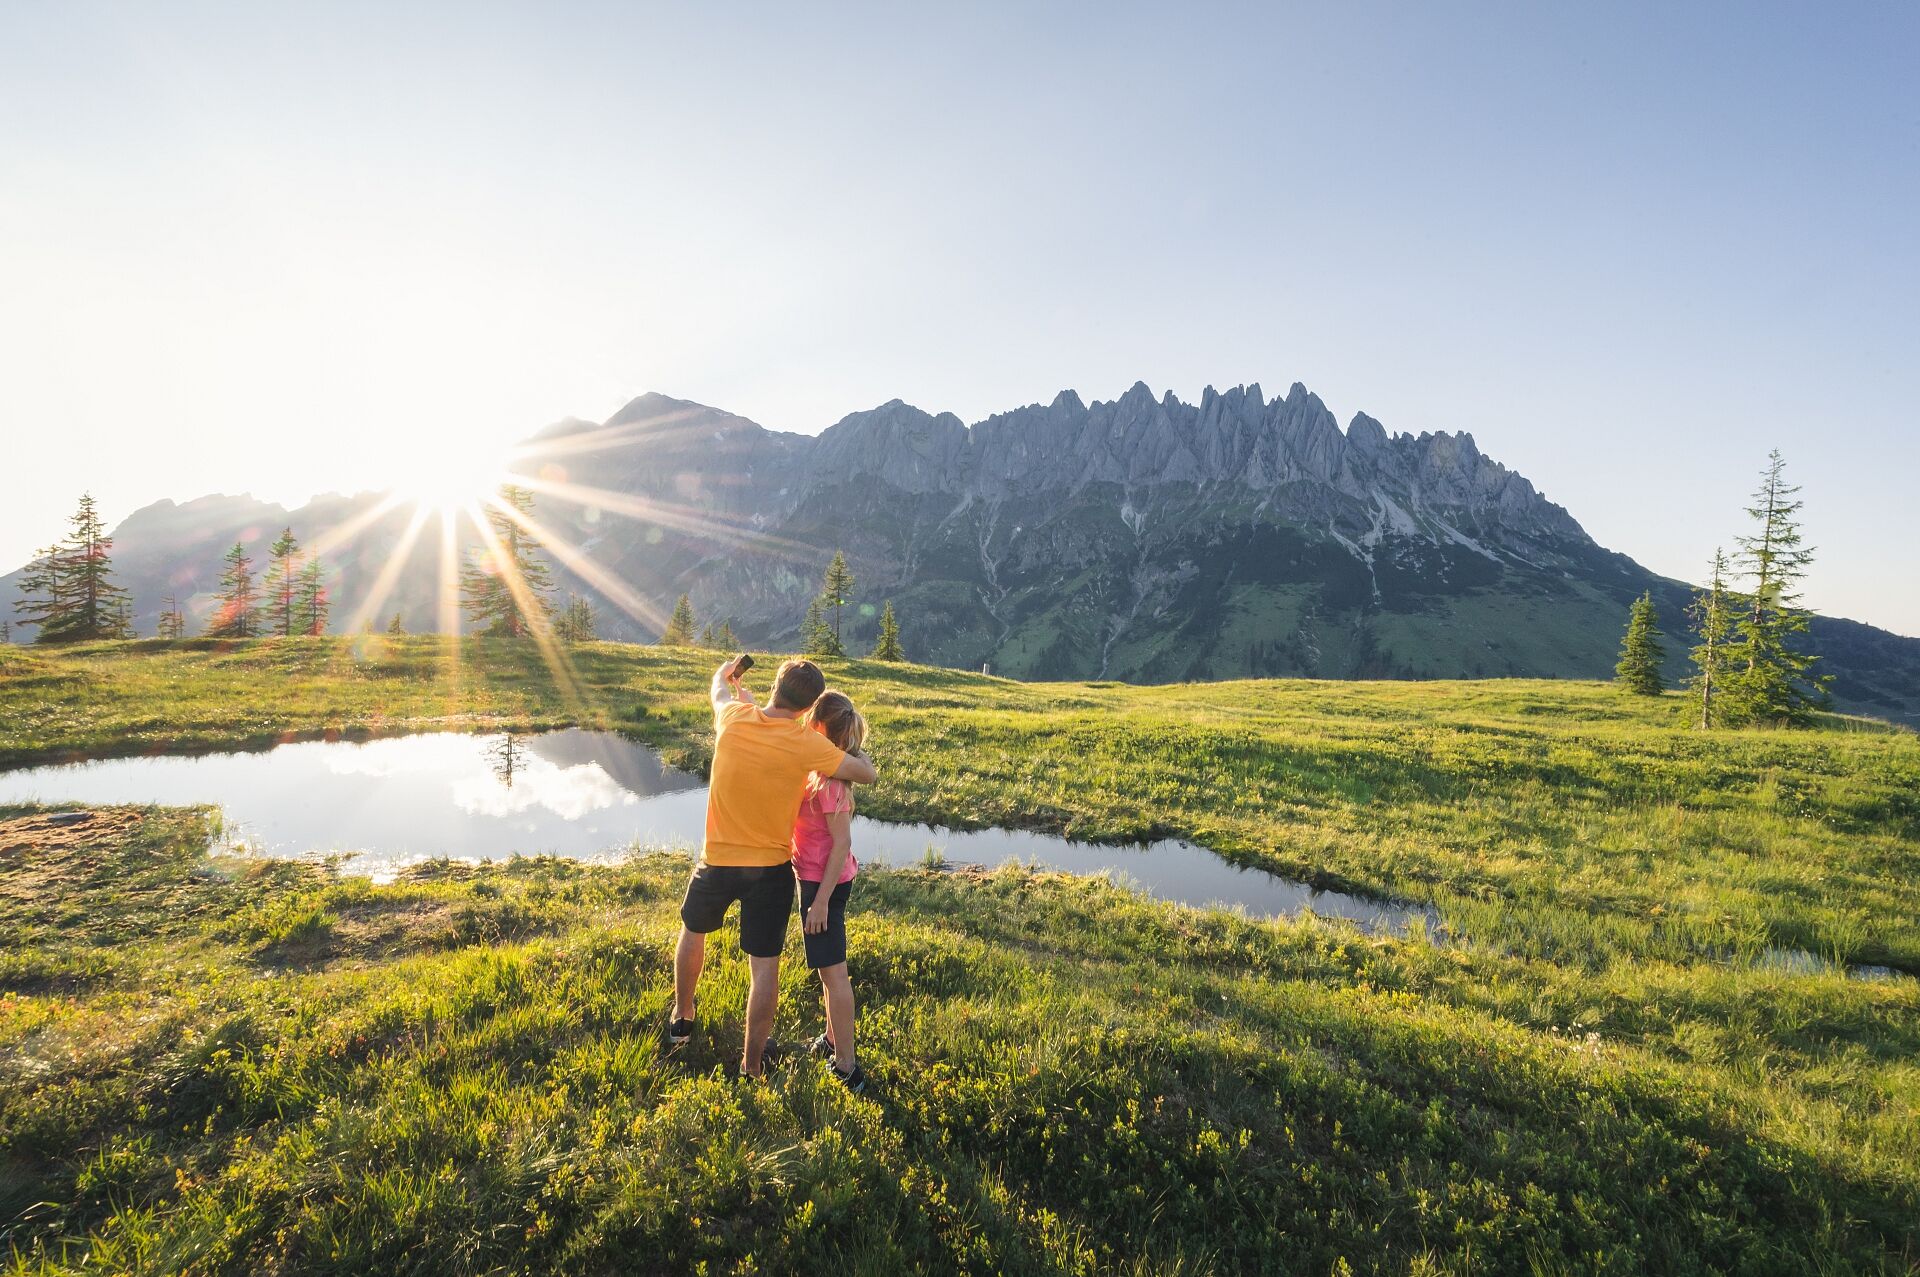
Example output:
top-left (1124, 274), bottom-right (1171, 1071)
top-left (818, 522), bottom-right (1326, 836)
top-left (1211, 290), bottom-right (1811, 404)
top-left (303, 417), bottom-right (840, 718)
top-left (511, 473), bottom-right (822, 561)
top-left (339, 504), bottom-right (435, 638)
top-left (462, 493), bottom-right (588, 714)
top-left (482, 495), bottom-right (671, 635)
top-left (301, 491), bottom-right (412, 566)
top-left (434, 507), bottom-right (465, 705)
top-left (512, 406), bottom-right (724, 462)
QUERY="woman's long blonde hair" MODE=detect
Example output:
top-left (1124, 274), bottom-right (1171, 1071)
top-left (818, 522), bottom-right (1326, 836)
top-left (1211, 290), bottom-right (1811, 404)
top-left (805, 690), bottom-right (868, 756)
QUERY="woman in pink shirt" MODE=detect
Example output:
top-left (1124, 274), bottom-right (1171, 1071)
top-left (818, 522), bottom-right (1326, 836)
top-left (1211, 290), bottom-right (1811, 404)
top-left (793, 690), bottom-right (868, 1092)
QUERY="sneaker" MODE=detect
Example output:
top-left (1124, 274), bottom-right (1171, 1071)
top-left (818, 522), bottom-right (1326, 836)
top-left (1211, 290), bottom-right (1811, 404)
top-left (808, 1033), bottom-right (835, 1059)
top-left (739, 1038), bottom-right (784, 1079)
top-left (830, 1060), bottom-right (866, 1094)
top-left (668, 1017), bottom-right (696, 1046)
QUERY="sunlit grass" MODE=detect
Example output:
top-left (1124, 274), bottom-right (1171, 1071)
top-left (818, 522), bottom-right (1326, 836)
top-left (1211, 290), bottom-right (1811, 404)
top-left (0, 808), bottom-right (1915, 1273)
top-left (0, 640), bottom-right (1916, 1270)
top-left (2, 638), bottom-right (1912, 971)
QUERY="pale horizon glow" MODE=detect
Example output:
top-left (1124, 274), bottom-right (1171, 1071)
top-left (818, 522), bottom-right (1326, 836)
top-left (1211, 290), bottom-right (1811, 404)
top-left (386, 446), bottom-right (516, 516)
top-left (1, 2), bottom-right (1915, 635)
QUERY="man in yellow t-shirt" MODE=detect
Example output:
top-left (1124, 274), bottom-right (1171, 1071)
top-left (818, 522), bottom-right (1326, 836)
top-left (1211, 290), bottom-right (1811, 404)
top-left (670, 656), bottom-right (878, 1077)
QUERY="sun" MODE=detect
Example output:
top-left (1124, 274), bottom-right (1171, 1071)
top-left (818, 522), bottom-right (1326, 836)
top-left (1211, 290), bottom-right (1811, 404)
top-left (389, 446), bottom-right (514, 514)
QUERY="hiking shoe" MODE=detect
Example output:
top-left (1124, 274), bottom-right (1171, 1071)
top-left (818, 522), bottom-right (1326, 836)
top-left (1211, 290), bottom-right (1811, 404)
top-left (808, 1033), bottom-right (835, 1059)
top-left (668, 1017), bottom-right (696, 1046)
top-left (831, 1060), bottom-right (866, 1094)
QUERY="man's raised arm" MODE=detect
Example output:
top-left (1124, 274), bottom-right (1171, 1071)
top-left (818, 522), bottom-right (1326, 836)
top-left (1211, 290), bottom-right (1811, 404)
top-left (711, 657), bottom-right (753, 710)
top-left (831, 750), bottom-right (877, 785)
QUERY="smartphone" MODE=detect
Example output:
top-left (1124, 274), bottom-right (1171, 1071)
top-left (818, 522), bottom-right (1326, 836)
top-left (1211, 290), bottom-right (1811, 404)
top-left (733, 652), bottom-right (755, 675)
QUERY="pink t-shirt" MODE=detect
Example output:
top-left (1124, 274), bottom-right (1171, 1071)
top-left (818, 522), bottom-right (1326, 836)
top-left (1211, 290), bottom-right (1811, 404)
top-left (791, 774), bottom-right (857, 884)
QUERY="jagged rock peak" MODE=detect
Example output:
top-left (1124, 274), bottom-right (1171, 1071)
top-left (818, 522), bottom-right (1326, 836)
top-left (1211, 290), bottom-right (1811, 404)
top-left (604, 390), bottom-right (716, 426)
top-left (1346, 412), bottom-right (1388, 448)
top-left (810, 398), bottom-right (970, 495)
top-left (535, 380), bottom-right (1590, 547)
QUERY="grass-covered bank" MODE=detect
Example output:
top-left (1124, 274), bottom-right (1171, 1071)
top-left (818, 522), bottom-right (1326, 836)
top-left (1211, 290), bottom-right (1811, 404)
top-left (2, 640), bottom-right (1918, 1271)
top-left (1, 805), bottom-right (1916, 1275)
top-left (2, 638), bottom-right (1916, 973)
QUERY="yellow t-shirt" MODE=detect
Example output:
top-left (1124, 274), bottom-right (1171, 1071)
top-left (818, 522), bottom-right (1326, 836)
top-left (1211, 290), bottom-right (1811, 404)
top-left (704, 700), bottom-right (847, 866)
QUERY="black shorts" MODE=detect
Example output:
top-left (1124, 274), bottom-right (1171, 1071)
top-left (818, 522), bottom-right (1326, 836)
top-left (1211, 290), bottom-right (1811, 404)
top-left (680, 862), bottom-right (795, 958)
top-left (798, 878), bottom-right (853, 970)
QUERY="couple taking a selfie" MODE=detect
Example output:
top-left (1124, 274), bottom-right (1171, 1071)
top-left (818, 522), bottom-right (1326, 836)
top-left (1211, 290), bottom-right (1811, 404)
top-left (668, 654), bottom-right (878, 1091)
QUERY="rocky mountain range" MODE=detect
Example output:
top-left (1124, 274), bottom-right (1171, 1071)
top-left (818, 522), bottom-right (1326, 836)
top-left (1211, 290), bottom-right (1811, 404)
top-left (8, 383), bottom-right (1918, 724)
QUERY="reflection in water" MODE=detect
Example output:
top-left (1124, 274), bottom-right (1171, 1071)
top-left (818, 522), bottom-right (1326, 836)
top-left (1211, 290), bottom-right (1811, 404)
top-left (487, 733), bottom-right (525, 787)
top-left (0, 730), bottom-right (1433, 933)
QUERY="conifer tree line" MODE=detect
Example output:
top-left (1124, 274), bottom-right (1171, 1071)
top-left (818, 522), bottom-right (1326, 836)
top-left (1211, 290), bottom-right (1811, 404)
top-left (7, 491), bottom-right (907, 660)
top-left (9, 497), bottom-right (341, 643)
top-left (157, 595), bottom-right (187, 640)
top-left (798, 549), bottom-right (907, 662)
top-left (205, 527), bottom-right (333, 638)
top-left (1614, 450), bottom-right (1829, 728)
top-left (655, 592), bottom-right (738, 651)
top-left (644, 549), bottom-right (907, 660)
top-left (637, 545), bottom-right (898, 656)
top-left (555, 595), bottom-right (597, 644)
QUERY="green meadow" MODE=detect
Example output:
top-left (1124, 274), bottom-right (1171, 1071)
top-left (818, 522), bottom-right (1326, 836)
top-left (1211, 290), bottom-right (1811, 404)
top-left (1, 638), bottom-right (1917, 1273)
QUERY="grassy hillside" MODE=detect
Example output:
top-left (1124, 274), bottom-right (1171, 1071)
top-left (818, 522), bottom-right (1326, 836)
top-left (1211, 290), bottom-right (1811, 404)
top-left (1, 639), bottom-right (1917, 1273)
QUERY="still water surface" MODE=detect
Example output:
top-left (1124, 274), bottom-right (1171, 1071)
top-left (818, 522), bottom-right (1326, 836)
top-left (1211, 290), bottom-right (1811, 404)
top-left (0, 730), bottom-right (1435, 933)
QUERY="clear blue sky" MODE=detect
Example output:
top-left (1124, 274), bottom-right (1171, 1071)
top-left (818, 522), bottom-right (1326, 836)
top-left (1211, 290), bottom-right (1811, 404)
top-left (3, 1), bottom-right (1914, 633)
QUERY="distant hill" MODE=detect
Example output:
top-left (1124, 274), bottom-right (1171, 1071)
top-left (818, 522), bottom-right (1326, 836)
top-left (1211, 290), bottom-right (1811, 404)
top-left (6, 383), bottom-right (1918, 723)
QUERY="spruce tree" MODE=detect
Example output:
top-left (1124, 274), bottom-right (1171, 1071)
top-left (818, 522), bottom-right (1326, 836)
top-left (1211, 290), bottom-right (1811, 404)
top-left (800, 595), bottom-right (842, 657)
top-left (822, 550), bottom-right (855, 648)
top-left (871, 599), bottom-right (905, 661)
top-left (387, 613), bottom-right (406, 635)
top-left (1688, 549), bottom-right (1739, 730)
top-left (13, 544), bottom-right (64, 641)
top-left (206, 542), bottom-right (261, 637)
top-left (16, 495), bottom-right (128, 643)
top-left (659, 593), bottom-right (697, 645)
top-left (698, 620), bottom-right (717, 648)
top-left (296, 558), bottom-right (331, 635)
top-left (1614, 593), bottom-right (1664, 695)
top-left (557, 595), bottom-right (596, 643)
top-left (711, 619), bottom-right (738, 651)
top-left (266, 528), bottom-right (302, 636)
top-left (459, 486), bottom-right (553, 637)
top-left (112, 596), bottom-right (133, 639)
top-left (61, 494), bottom-right (127, 642)
top-left (158, 595), bottom-right (187, 640)
top-left (1726, 450), bottom-right (1827, 725)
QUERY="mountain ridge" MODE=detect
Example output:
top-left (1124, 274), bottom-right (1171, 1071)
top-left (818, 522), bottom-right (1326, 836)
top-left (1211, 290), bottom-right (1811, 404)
top-left (6, 382), bottom-right (1917, 723)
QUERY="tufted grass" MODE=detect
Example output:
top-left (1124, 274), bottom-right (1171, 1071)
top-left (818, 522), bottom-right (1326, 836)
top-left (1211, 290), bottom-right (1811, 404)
top-left (1, 638), bottom-right (1917, 1272)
